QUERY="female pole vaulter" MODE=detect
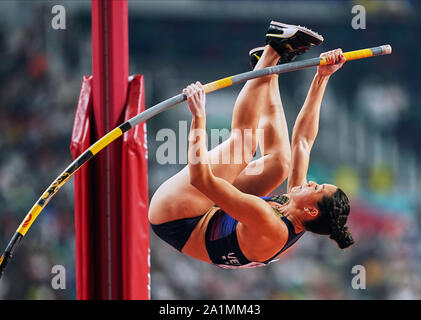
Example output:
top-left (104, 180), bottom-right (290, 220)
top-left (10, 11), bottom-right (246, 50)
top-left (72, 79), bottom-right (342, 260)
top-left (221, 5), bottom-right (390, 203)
top-left (149, 21), bottom-right (353, 269)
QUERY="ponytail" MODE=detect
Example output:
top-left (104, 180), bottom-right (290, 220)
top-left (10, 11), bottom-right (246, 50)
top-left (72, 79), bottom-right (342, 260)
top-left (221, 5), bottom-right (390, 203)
top-left (329, 225), bottom-right (354, 249)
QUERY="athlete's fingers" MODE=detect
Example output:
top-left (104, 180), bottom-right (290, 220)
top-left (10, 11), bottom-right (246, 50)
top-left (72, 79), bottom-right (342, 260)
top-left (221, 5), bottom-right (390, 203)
top-left (195, 81), bottom-right (204, 93)
top-left (197, 85), bottom-right (204, 101)
top-left (188, 83), bottom-right (197, 95)
top-left (334, 49), bottom-right (342, 63)
top-left (185, 85), bottom-right (192, 98)
top-left (333, 50), bottom-right (339, 63)
top-left (320, 51), bottom-right (329, 60)
top-left (327, 51), bottom-right (334, 65)
top-left (190, 85), bottom-right (200, 103)
top-left (190, 83), bottom-right (198, 95)
top-left (187, 84), bottom-right (196, 99)
top-left (338, 52), bottom-right (347, 65)
top-left (322, 51), bottom-right (335, 65)
top-left (193, 83), bottom-right (200, 94)
top-left (194, 83), bottom-right (205, 102)
top-left (330, 51), bottom-right (335, 63)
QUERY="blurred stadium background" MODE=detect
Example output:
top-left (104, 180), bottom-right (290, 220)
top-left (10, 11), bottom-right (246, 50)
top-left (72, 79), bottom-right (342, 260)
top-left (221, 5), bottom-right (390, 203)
top-left (0, 0), bottom-right (420, 299)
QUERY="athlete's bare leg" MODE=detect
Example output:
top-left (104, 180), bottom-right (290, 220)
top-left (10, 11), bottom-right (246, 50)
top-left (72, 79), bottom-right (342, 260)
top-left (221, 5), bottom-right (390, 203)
top-left (232, 66), bottom-right (291, 196)
top-left (149, 45), bottom-right (280, 223)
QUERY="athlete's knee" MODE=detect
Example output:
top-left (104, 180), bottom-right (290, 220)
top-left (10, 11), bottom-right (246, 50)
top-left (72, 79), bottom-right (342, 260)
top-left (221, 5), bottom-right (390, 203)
top-left (230, 129), bottom-right (258, 164)
top-left (272, 152), bottom-right (291, 180)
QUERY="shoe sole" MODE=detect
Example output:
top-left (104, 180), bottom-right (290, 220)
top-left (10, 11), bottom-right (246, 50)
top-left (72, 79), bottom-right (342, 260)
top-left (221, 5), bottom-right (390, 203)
top-left (269, 20), bottom-right (324, 45)
top-left (249, 46), bottom-right (265, 56)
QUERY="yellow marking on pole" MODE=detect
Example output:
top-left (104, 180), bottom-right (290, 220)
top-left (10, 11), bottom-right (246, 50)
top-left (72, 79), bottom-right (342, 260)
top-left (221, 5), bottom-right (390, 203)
top-left (89, 127), bottom-right (123, 155)
top-left (16, 204), bottom-right (43, 236)
top-left (344, 48), bottom-right (373, 61)
top-left (203, 76), bottom-right (234, 93)
top-left (320, 48), bottom-right (374, 66)
top-left (40, 172), bottom-right (72, 205)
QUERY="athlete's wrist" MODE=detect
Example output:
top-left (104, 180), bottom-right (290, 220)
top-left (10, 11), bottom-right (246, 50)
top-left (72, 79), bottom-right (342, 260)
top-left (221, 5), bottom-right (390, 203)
top-left (314, 72), bottom-right (330, 81)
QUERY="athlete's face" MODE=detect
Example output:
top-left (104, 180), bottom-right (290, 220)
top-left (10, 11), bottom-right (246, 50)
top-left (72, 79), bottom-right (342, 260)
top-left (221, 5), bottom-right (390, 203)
top-left (289, 181), bottom-right (337, 212)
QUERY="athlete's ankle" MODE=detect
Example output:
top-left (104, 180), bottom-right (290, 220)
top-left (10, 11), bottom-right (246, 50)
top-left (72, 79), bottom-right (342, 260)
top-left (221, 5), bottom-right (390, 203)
top-left (254, 45), bottom-right (280, 69)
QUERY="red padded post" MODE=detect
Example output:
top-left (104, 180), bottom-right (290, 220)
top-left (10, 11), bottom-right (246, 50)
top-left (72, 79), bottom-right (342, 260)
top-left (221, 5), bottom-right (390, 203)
top-left (121, 75), bottom-right (150, 299)
top-left (70, 0), bottom-right (150, 300)
top-left (70, 76), bottom-right (96, 299)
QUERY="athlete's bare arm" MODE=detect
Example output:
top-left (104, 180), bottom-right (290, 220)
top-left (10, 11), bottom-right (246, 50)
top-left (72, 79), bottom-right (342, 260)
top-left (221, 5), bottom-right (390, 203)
top-left (184, 82), bottom-right (281, 233)
top-left (287, 49), bottom-right (346, 192)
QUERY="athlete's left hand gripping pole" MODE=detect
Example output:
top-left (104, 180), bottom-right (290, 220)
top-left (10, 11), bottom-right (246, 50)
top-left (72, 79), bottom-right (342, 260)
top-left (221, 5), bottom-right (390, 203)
top-left (0, 44), bottom-right (391, 279)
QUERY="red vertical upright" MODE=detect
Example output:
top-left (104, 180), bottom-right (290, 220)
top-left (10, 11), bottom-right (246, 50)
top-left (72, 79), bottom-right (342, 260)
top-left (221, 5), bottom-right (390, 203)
top-left (70, 0), bottom-right (150, 300)
top-left (91, 0), bottom-right (128, 300)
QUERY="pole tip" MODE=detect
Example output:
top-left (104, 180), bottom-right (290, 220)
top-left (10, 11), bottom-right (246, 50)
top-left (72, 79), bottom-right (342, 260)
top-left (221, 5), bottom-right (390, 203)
top-left (381, 44), bottom-right (392, 55)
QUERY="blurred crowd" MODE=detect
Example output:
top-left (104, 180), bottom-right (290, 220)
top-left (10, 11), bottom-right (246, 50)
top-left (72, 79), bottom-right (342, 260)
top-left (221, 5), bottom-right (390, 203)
top-left (0, 3), bottom-right (87, 299)
top-left (0, 1), bottom-right (421, 299)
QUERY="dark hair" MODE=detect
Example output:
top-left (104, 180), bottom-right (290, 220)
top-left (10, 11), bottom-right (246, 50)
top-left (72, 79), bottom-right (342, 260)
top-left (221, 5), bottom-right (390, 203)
top-left (302, 188), bottom-right (354, 249)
